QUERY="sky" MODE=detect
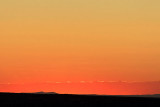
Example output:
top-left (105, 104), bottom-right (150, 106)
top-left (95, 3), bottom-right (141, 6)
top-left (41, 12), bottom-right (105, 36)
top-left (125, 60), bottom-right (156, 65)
top-left (0, 0), bottom-right (160, 94)
top-left (0, 81), bottom-right (160, 95)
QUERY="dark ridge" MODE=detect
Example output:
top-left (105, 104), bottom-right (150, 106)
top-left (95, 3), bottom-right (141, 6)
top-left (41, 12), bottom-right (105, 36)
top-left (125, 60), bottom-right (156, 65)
top-left (33, 91), bottom-right (58, 94)
top-left (0, 93), bottom-right (160, 107)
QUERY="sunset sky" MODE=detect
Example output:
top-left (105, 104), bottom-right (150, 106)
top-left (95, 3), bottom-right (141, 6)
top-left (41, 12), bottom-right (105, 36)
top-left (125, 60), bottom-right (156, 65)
top-left (0, 0), bottom-right (160, 94)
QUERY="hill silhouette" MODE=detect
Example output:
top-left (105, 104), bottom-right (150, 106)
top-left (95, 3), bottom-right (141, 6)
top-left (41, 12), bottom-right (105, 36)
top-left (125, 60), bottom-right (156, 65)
top-left (34, 91), bottom-right (58, 94)
top-left (0, 93), bottom-right (160, 107)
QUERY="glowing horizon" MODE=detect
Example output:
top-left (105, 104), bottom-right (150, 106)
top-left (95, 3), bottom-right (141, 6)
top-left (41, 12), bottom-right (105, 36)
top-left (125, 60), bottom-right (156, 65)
top-left (0, 81), bottom-right (160, 95)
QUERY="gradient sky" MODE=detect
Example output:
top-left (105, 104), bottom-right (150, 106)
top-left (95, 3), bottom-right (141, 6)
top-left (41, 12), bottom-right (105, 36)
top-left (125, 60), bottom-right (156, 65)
top-left (0, 0), bottom-right (160, 86)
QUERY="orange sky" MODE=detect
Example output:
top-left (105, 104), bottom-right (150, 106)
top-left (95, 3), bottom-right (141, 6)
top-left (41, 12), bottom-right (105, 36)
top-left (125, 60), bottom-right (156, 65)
top-left (0, 0), bottom-right (160, 94)
top-left (0, 81), bottom-right (160, 95)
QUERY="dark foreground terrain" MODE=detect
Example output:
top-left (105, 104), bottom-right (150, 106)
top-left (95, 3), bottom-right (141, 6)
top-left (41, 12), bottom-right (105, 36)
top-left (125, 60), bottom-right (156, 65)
top-left (0, 93), bottom-right (160, 107)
